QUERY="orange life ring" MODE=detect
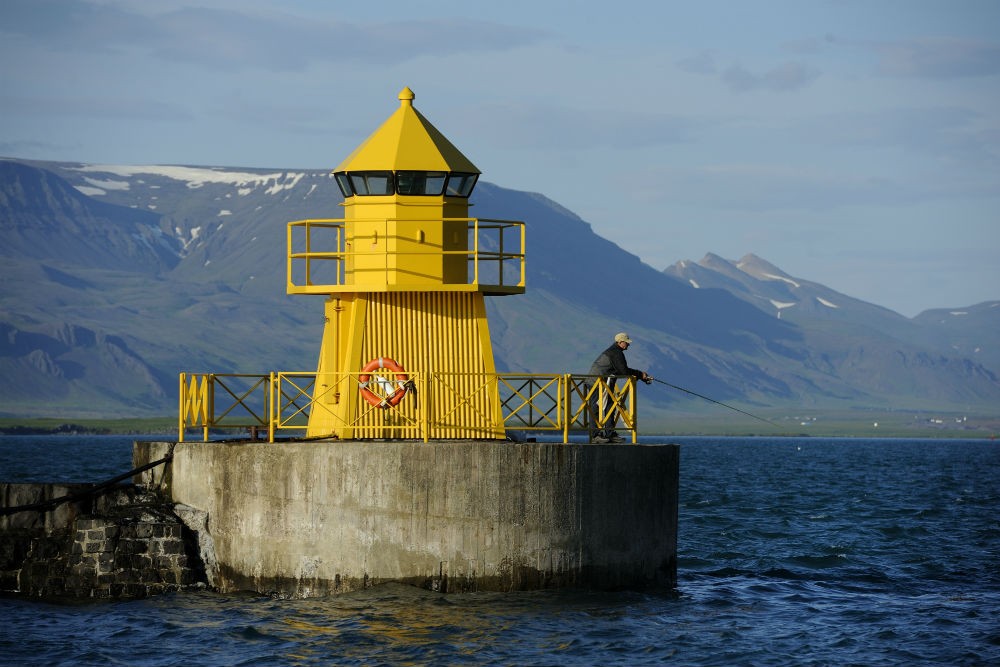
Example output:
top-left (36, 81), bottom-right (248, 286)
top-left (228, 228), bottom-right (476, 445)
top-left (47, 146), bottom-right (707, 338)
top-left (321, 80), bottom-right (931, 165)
top-left (358, 357), bottom-right (409, 409)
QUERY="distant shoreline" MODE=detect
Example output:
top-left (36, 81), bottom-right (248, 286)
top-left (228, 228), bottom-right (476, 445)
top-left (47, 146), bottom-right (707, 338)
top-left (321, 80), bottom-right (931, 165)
top-left (0, 418), bottom-right (995, 439)
top-left (0, 418), bottom-right (178, 436)
top-left (0, 423), bottom-right (112, 436)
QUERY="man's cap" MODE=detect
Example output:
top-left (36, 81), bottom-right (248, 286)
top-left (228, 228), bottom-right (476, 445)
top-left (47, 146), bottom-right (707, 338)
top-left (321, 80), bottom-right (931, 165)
top-left (614, 332), bottom-right (632, 344)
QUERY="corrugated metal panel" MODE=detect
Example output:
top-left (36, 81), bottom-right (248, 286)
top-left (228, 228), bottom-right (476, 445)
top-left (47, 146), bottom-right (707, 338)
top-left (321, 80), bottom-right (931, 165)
top-left (352, 292), bottom-right (502, 439)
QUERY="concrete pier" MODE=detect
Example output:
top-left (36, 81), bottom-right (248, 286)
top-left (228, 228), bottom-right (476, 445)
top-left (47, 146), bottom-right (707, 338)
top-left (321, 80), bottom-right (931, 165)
top-left (133, 440), bottom-right (679, 598)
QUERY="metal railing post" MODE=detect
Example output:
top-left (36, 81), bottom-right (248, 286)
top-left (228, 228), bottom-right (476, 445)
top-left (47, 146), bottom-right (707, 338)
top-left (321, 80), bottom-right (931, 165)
top-left (472, 219), bottom-right (480, 285)
top-left (562, 374), bottom-right (571, 443)
top-left (203, 374), bottom-right (212, 442)
top-left (630, 378), bottom-right (637, 443)
top-left (178, 373), bottom-right (186, 443)
top-left (268, 372), bottom-right (276, 443)
top-left (421, 372), bottom-right (429, 442)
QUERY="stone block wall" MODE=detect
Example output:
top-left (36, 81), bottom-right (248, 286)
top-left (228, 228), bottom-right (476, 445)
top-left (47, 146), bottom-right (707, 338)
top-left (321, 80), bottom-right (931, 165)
top-left (1, 483), bottom-right (208, 599)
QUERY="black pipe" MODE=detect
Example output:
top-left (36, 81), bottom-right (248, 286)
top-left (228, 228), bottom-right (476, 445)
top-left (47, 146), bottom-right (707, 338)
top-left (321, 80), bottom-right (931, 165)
top-left (0, 450), bottom-right (174, 517)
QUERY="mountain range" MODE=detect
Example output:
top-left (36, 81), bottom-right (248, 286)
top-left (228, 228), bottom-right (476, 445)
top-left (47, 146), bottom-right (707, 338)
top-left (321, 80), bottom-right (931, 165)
top-left (1, 157), bottom-right (997, 427)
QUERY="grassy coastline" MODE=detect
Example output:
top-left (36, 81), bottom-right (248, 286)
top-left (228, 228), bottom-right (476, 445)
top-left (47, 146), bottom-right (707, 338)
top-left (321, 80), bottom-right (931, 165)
top-left (1, 412), bottom-right (997, 439)
top-left (0, 417), bottom-right (178, 436)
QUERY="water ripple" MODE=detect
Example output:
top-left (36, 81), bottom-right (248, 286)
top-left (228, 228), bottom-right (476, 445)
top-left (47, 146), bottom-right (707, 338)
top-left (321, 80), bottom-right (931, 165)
top-left (2, 436), bottom-right (999, 666)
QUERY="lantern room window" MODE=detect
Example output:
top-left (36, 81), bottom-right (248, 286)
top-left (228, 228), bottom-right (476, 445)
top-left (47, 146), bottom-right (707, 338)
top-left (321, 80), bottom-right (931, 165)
top-left (334, 173), bottom-right (353, 197)
top-left (446, 173), bottom-right (478, 197)
top-left (396, 171), bottom-right (447, 196)
top-left (335, 170), bottom-right (479, 198)
top-left (348, 171), bottom-right (394, 196)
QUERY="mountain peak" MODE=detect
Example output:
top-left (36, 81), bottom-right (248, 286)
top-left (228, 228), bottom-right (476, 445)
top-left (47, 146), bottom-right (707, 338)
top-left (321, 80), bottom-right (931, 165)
top-left (735, 254), bottom-right (799, 287)
top-left (698, 253), bottom-right (734, 270)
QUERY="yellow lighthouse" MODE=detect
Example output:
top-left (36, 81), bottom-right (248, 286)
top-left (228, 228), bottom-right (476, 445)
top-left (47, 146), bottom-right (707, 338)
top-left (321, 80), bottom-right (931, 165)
top-left (287, 87), bottom-right (525, 439)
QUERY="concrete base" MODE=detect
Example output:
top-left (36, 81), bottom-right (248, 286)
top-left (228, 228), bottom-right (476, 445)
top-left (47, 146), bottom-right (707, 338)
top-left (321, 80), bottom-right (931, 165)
top-left (133, 439), bottom-right (678, 598)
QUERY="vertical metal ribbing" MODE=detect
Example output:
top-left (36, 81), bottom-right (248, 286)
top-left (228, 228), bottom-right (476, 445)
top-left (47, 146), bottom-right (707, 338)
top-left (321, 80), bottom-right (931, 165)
top-left (352, 291), bottom-right (497, 438)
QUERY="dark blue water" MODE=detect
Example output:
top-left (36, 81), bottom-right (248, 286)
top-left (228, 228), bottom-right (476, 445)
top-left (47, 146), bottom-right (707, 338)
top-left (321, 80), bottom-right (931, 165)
top-left (2, 435), bottom-right (998, 666)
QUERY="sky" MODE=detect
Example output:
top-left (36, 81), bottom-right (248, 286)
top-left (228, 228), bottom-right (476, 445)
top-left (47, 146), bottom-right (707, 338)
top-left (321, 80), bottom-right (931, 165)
top-left (2, 0), bottom-right (998, 317)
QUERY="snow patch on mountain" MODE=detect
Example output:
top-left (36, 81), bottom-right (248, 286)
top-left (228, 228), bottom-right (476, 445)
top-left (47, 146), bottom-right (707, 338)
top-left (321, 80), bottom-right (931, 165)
top-left (817, 297), bottom-right (839, 308)
top-left (175, 225), bottom-right (202, 253)
top-left (761, 273), bottom-right (801, 288)
top-left (75, 176), bottom-right (131, 196)
top-left (265, 172), bottom-right (305, 195)
top-left (71, 164), bottom-right (306, 193)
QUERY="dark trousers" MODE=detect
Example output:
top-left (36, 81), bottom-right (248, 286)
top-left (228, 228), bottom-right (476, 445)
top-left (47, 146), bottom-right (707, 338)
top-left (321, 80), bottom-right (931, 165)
top-left (587, 376), bottom-right (619, 437)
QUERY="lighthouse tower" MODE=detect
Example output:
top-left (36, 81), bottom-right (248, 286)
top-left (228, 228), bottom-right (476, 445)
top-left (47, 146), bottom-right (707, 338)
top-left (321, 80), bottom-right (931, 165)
top-left (287, 87), bottom-right (525, 439)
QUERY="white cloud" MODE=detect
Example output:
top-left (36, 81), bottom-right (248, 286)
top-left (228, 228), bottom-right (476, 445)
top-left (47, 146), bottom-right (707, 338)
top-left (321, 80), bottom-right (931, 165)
top-left (721, 61), bottom-right (822, 92)
top-left (875, 37), bottom-right (1000, 79)
top-left (1, 1), bottom-right (548, 71)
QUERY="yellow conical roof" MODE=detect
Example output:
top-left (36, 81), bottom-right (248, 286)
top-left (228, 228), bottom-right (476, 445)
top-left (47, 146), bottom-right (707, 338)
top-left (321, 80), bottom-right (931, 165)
top-left (333, 87), bottom-right (480, 174)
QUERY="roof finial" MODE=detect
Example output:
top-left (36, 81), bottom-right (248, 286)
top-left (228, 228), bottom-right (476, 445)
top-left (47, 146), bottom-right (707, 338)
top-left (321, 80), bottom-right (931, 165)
top-left (399, 87), bottom-right (415, 107)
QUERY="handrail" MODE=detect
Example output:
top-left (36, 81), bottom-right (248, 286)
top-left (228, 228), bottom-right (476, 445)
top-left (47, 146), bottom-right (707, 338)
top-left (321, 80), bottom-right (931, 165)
top-left (286, 217), bottom-right (525, 294)
top-left (179, 372), bottom-right (637, 443)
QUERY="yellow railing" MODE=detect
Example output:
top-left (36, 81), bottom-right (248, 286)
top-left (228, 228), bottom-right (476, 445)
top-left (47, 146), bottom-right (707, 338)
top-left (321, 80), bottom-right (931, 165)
top-left (286, 217), bottom-right (525, 295)
top-left (178, 372), bottom-right (638, 443)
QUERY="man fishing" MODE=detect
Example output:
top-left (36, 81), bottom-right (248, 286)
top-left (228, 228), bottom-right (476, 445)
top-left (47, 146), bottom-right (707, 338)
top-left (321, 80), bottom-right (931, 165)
top-left (587, 332), bottom-right (652, 443)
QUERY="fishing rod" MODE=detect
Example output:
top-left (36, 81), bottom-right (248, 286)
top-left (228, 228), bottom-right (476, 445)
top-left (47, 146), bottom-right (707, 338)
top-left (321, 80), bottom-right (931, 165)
top-left (648, 377), bottom-right (779, 427)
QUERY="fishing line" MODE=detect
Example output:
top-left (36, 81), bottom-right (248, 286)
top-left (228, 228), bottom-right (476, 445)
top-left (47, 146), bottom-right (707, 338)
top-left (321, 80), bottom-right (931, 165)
top-left (649, 378), bottom-right (779, 427)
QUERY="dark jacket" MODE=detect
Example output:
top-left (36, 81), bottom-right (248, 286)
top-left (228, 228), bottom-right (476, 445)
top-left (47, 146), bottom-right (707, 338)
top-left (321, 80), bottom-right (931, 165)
top-left (588, 343), bottom-right (644, 379)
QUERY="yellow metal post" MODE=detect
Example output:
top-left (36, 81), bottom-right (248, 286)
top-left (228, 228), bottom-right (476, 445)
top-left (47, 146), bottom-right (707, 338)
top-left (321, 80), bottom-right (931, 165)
top-left (562, 374), bottom-right (571, 443)
top-left (178, 372), bottom-right (186, 443)
top-left (268, 372), bottom-right (276, 443)
top-left (203, 374), bottom-right (212, 442)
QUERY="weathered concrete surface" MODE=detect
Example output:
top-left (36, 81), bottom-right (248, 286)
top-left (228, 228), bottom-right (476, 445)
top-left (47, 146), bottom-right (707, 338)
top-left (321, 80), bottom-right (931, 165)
top-left (133, 440), bottom-right (679, 598)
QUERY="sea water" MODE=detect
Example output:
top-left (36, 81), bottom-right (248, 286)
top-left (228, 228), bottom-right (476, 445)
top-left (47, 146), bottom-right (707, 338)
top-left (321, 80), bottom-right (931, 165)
top-left (0, 435), bottom-right (997, 666)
